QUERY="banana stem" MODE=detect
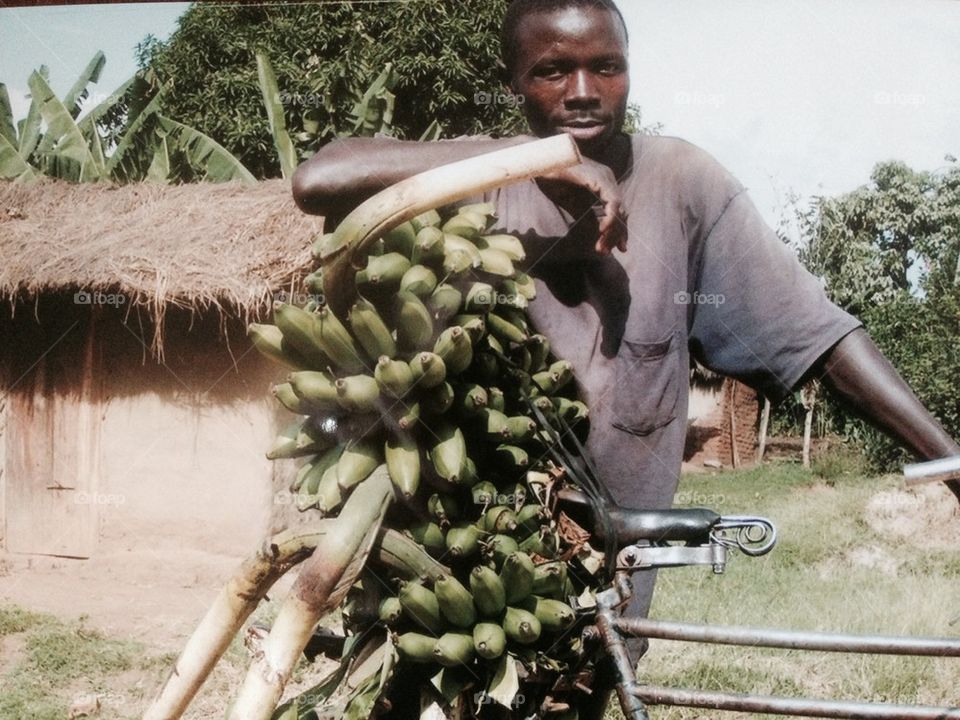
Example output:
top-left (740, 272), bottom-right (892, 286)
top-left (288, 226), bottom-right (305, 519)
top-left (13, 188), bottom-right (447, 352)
top-left (142, 522), bottom-right (331, 720)
top-left (320, 133), bottom-right (581, 315)
top-left (228, 467), bottom-right (396, 720)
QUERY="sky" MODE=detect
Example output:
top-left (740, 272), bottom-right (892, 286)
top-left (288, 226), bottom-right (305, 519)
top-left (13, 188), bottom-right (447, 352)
top-left (1, 0), bottom-right (958, 234)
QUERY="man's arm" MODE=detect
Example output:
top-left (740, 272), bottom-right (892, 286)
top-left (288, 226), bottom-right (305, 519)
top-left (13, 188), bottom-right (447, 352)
top-left (291, 134), bottom-right (628, 252)
top-left (291, 136), bottom-right (531, 220)
top-left (817, 328), bottom-right (960, 500)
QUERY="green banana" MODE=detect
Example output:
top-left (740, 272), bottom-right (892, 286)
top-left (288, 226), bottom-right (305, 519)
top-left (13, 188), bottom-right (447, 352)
top-left (522, 596), bottom-right (576, 632)
top-left (394, 290), bottom-right (434, 351)
top-left (555, 397), bottom-right (589, 423)
top-left (355, 252), bottom-right (411, 294)
top-left (442, 211), bottom-right (486, 239)
top-left (400, 264), bottom-right (438, 298)
top-left (304, 268), bottom-right (325, 296)
top-left (456, 382), bottom-right (488, 415)
top-left (412, 225), bottom-right (445, 264)
top-left (502, 606), bottom-right (541, 645)
top-left (336, 438), bottom-right (383, 490)
top-left (500, 551), bottom-right (536, 603)
top-left (520, 527), bottom-right (560, 559)
top-left (312, 304), bottom-right (366, 373)
top-left (395, 632), bottom-right (437, 662)
top-left (428, 283), bottom-right (463, 322)
top-left (512, 271), bottom-right (537, 300)
top-left (478, 247), bottom-right (515, 276)
top-left (457, 201), bottom-right (497, 217)
top-left (378, 596), bottom-right (403, 626)
top-left (486, 311), bottom-right (528, 345)
top-left (464, 282), bottom-right (497, 313)
top-left (272, 382), bottom-right (311, 415)
top-left (272, 303), bottom-right (334, 370)
top-left (312, 463), bottom-right (343, 514)
top-left (486, 534), bottom-right (521, 568)
top-left (471, 481), bottom-right (498, 507)
top-left (288, 370), bottom-right (339, 407)
top-left (433, 326), bottom-right (473, 376)
top-left (434, 574), bottom-right (477, 627)
top-left (486, 386), bottom-right (506, 412)
top-left (405, 520), bottom-right (446, 557)
top-left (505, 416), bottom-right (537, 443)
top-left (516, 503), bottom-right (547, 534)
top-left (375, 356), bottom-right (415, 398)
top-left (445, 521), bottom-right (484, 558)
top-left (247, 323), bottom-right (309, 370)
top-left (393, 401), bottom-right (421, 431)
top-left (548, 359), bottom-right (574, 390)
top-left (479, 233), bottom-right (525, 260)
top-left (265, 419), bottom-right (331, 460)
top-left (470, 565), bottom-right (506, 617)
top-left (482, 506), bottom-right (518, 534)
top-left (433, 632), bottom-right (475, 667)
top-left (383, 221), bottom-right (417, 256)
top-left (476, 408), bottom-right (511, 440)
top-left (348, 298), bottom-right (397, 362)
top-left (472, 622), bottom-right (507, 660)
top-left (494, 279), bottom-right (529, 309)
top-left (408, 351), bottom-right (447, 389)
top-left (429, 421), bottom-right (467, 483)
top-left (527, 334), bottom-right (551, 370)
top-left (452, 315), bottom-right (486, 345)
top-left (442, 233), bottom-right (482, 275)
top-left (411, 208), bottom-right (442, 231)
top-left (532, 560), bottom-right (567, 597)
top-left (385, 432), bottom-right (420, 499)
top-left (398, 580), bottom-right (444, 634)
top-left (334, 374), bottom-right (381, 413)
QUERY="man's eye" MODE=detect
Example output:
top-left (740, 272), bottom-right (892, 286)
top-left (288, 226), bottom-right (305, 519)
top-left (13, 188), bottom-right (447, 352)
top-left (534, 66), bottom-right (565, 81)
top-left (597, 61), bottom-right (623, 76)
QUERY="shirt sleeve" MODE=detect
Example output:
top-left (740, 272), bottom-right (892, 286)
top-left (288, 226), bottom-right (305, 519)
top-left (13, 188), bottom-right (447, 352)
top-left (688, 190), bottom-right (862, 401)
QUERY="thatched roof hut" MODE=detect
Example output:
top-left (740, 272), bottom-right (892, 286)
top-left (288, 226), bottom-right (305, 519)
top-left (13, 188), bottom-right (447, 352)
top-left (0, 179), bottom-right (322, 558)
top-left (1, 178), bottom-right (319, 354)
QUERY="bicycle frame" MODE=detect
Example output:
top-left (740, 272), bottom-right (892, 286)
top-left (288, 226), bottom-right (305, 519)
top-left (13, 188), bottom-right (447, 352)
top-left (591, 517), bottom-right (960, 719)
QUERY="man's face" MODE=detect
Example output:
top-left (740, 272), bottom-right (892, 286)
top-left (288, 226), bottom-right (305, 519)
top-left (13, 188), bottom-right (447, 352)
top-left (509, 6), bottom-right (629, 160)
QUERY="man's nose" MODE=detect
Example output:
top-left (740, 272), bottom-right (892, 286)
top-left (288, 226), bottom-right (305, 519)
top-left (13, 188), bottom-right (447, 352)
top-left (565, 70), bottom-right (600, 107)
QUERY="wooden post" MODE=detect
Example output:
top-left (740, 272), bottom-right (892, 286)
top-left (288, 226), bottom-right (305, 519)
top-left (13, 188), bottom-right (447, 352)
top-left (800, 382), bottom-right (818, 469)
top-left (728, 381), bottom-right (741, 469)
top-left (756, 397), bottom-right (771, 464)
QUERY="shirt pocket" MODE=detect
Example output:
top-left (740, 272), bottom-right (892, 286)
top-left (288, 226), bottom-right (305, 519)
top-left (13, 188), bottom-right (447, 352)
top-left (611, 333), bottom-right (680, 436)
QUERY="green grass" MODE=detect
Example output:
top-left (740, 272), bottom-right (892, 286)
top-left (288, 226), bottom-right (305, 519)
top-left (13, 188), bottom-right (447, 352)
top-left (605, 462), bottom-right (960, 719)
top-left (0, 610), bottom-right (158, 720)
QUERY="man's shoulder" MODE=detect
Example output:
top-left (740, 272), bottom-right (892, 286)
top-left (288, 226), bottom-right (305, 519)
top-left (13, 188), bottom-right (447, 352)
top-left (630, 134), bottom-right (744, 208)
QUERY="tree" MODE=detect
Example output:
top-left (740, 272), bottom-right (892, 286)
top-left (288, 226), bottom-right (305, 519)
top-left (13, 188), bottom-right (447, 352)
top-left (798, 158), bottom-right (960, 468)
top-left (140, 2), bottom-right (523, 179)
top-left (0, 53), bottom-right (255, 185)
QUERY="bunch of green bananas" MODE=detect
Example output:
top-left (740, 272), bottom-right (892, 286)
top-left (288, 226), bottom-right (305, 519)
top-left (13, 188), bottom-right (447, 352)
top-left (249, 203), bottom-right (599, 703)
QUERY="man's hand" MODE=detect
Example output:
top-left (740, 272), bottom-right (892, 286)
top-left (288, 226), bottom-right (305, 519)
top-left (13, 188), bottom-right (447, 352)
top-left (536, 157), bottom-right (628, 255)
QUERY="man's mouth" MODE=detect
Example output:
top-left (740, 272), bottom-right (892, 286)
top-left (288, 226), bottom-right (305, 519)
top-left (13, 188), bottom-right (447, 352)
top-left (557, 118), bottom-right (608, 141)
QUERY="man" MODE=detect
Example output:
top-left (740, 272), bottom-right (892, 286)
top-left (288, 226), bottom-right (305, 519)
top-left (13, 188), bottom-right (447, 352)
top-left (294, 0), bottom-right (959, 714)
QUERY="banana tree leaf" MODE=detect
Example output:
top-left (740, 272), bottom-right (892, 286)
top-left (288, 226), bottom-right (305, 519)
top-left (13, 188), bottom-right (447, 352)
top-left (17, 65), bottom-right (47, 160)
top-left (145, 134), bottom-right (170, 183)
top-left (0, 131), bottom-right (36, 181)
top-left (77, 74), bottom-right (134, 135)
top-left (28, 69), bottom-right (102, 181)
top-left (345, 63), bottom-right (397, 138)
top-left (104, 87), bottom-right (164, 181)
top-left (63, 50), bottom-right (106, 119)
top-left (256, 51), bottom-right (297, 179)
top-left (487, 654), bottom-right (520, 709)
top-left (0, 83), bottom-right (18, 147)
top-left (154, 114), bottom-right (256, 184)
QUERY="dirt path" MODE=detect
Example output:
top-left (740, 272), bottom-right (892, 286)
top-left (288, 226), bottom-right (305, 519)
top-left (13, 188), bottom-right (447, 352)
top-left (0, 544), bottom-right (296, 652)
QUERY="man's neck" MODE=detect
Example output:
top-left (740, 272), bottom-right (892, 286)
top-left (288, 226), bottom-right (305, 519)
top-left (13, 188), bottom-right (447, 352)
top-left (582, 132), bottom-right (631, 180)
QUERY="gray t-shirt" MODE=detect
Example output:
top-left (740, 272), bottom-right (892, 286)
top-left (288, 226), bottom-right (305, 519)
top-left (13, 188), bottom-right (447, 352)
top-left (485, 134), bottom-right (861, 511)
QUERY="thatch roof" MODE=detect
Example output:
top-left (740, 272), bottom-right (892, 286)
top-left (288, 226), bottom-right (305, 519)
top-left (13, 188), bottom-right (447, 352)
top-left (0, 178), bottom-right (322, 351)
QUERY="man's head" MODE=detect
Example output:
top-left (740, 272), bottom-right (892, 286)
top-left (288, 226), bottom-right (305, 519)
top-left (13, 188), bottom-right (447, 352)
top-left (500, 0), bottom-right (630, 160)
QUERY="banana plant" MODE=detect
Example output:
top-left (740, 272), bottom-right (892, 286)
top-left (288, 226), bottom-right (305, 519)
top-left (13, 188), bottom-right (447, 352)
top-left (1, 52), bottom-right (255, 184)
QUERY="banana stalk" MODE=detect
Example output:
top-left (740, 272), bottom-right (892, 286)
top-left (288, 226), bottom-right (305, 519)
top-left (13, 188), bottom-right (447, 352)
top-left (227, 467), bottom-right (395, 720)
top-left (142, 521), bottom-right (331, 720)
top-left (319, 134), bottom-right (581, 316)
